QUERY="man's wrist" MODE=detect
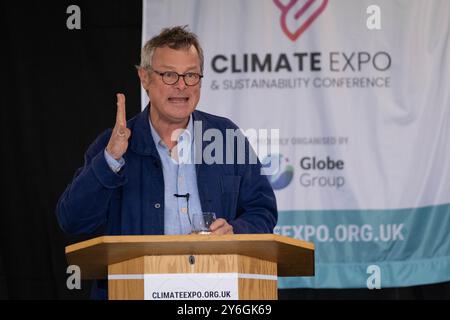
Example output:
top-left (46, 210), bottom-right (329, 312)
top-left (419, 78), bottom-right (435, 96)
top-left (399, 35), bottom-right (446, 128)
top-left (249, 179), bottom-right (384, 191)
top-left (104, 149), bottom-right (125, 173)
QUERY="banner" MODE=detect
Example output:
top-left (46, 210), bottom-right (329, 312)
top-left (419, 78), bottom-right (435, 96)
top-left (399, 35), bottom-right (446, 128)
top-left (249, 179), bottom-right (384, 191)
top-left (142, 0), bottom-right (450, 288)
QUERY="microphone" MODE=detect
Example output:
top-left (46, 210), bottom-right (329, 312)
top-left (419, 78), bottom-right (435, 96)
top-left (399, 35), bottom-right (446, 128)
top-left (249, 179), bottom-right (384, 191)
top-left (174, 193), bottom-right (190, 200)
top-left (174, 193), bottom-right (191, 226)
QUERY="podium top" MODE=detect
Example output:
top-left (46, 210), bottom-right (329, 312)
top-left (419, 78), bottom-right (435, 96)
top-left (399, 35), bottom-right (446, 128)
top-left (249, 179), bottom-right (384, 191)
top-left (66, 234), bottom-right (314, 279)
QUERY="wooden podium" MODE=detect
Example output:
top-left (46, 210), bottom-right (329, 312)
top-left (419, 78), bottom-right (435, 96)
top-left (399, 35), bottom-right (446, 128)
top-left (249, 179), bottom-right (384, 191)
top-left (66, 234), bottom-right (314, 300)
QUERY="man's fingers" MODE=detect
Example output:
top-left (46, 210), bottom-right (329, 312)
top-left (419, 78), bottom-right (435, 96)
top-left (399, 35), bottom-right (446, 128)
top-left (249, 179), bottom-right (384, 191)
top-left (115, 93), bottom-right (126, 127)
top-left (210, 218), bottom-right (233, 235)
top-left (210, 219), bottom-right (225, 231)
top-left (116, 126), bottom-right (130, 139)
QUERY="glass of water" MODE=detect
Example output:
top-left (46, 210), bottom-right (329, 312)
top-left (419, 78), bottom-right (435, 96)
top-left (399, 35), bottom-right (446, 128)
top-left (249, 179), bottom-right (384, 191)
top-left (190, 212), bottom-right (216, 234)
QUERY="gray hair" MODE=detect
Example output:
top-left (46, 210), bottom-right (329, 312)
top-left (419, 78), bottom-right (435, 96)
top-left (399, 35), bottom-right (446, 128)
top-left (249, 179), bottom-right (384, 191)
top-left (139, 25), bottom-right (204, 73)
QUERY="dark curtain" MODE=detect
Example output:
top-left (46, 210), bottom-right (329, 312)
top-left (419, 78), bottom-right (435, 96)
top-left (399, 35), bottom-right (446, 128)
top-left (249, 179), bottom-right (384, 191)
top-left (0, 0), bottom-right (448, 299)
top-left (0, 0), bottom-right (142, 299)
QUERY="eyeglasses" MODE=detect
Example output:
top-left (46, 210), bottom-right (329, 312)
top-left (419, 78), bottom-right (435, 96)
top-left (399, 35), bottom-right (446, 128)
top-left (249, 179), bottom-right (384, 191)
top-left (149, 68), bottom-right (203, 86)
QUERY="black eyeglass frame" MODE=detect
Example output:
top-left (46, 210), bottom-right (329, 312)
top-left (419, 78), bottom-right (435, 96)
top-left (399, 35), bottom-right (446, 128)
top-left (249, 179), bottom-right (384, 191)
top-left (148, 67), bottom-right (203, 86)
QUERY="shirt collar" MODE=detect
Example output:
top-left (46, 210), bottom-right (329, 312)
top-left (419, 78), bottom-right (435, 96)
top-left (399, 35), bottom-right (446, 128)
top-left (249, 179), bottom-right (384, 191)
top-left (149, 115), bottom-right (194, 149)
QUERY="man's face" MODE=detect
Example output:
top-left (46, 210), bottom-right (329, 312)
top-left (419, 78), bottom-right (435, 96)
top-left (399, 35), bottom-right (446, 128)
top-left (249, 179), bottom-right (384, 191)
top-left (141, 45), bottom-right (202, 125)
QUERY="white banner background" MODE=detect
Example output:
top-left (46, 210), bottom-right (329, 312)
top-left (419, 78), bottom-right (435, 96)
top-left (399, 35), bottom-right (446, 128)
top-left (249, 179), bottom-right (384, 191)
top-left (142, 0), bottom-right (450, 288)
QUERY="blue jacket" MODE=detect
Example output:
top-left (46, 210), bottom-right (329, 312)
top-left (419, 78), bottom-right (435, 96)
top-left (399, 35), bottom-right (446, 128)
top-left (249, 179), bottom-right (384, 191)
top-left (57, 106), bottom-right (277, 237)
top-left (57, 106), bottom-right (277, 299)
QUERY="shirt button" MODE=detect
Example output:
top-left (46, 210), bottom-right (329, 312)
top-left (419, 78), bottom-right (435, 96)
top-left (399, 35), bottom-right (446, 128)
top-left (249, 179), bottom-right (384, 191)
top-left (154, 203), bottom-right (161, 209)
top-left (181, 207), bottom-right (187, 214)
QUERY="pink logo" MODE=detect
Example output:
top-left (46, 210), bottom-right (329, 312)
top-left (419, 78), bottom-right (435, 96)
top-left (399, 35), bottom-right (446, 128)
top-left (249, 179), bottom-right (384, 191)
top-left (274, 0), bottom-right (328, 41)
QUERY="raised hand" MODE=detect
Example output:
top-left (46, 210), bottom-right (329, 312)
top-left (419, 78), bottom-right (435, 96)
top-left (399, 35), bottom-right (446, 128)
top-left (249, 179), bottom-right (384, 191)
top-left (106, 93), bottom-right (131, 160)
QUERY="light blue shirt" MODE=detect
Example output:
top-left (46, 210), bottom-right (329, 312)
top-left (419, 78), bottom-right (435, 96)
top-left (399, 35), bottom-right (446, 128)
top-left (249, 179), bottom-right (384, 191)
top-left (104, 115), bottom-right (203, 234)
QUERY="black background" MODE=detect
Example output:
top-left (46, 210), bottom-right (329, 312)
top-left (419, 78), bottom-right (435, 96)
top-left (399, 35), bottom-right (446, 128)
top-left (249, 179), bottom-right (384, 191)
top-left (0, 1), bottom-right (448, 299)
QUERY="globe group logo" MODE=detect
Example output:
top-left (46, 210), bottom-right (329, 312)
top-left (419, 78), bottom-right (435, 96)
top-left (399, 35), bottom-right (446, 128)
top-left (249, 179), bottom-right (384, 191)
top-left (262, 154), bottom-right (294, 190)
top-left (274, 0), bottom-right (329, 41)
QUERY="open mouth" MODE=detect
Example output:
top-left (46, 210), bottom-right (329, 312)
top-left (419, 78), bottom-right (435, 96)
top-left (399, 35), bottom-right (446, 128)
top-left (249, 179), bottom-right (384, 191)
top-left (168, 97), bottom-right (189, 103)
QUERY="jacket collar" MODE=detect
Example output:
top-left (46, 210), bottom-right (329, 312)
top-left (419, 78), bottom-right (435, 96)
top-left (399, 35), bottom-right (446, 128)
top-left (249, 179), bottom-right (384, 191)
top-left (129, 105), bottom-right (159, 157)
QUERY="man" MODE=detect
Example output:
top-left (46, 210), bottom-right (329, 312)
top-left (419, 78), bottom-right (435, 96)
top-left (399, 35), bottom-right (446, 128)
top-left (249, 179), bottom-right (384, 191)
top-left (56, 26), bottom-right (277, 298)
